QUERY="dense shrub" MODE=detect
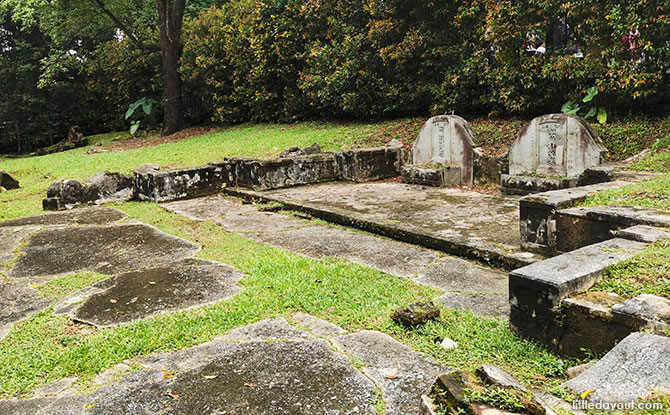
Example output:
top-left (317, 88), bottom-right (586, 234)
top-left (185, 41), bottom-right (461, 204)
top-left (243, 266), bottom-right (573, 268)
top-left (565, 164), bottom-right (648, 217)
top-left (182, 0), bottom-right (669, 122)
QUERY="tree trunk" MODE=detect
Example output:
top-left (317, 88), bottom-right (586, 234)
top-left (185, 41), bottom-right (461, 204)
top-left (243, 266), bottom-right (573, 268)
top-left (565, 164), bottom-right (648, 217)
top-left (156, 0), bottom-right (186, 136)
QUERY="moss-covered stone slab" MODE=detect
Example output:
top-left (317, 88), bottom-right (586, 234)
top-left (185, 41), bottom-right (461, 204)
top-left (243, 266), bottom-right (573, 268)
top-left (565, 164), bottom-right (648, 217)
top-left (332, 330), bottom-right (448, 415)
top-left (161, 194), bottom-right (255, 221)
top-left (227, 183), bottom-right (544, 269)
top-left (0, 206), bottom-right (127, 228)
top-left (7, 223), bottom-right (200, 279)
top-left (70, 259), bottom-right (244, 328)
top-left (0, 281), bottom-right (51, 340)
top-left (251, 224), bottom-right (438, 278)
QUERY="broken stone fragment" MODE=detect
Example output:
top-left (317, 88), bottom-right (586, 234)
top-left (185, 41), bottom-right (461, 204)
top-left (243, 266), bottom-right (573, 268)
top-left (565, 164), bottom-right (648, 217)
top-left (440, 338), bottom-right (459, 350)
top-left (431, 372), bottom-right (471, 413)
top-left (279, 142), bottom-right (322, 158)
top-left (391, 302), bottom-right (440, 327)
top-left (43, 171), bottom-right (134, 210)
top-left (566, 361), bottom-right (596, 379)
top-left (0, 170), bottom-right (19, 190)
top-left (476, 365), bottom-right (526, 392)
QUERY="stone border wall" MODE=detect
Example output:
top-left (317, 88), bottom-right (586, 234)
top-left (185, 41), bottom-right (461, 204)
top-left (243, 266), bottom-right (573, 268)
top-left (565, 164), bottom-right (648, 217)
top-left (510, 223), bottom-right (670, 357)
top-left (44, 147), bottom-right (402, 207)
top-left (518, 181), bottom-right (631, 255)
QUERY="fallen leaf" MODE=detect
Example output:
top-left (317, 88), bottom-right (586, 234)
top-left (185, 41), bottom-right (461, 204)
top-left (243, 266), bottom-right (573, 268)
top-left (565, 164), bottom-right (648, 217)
top-left (109, 299), bottom-right (118, 304)
top-left (149, 281), bottom-right (156, 285)
top-left (532, 375), bottom-right (548, 381)
top-left (244, 382), bottom-right (255, 387)
top-left (163, 374), bottom-right (174, 379)
top-left (386, 374), bottom-right (399, 380)
top-left (203, 375), bottom-right (217, 379)
top-left (165, 392), bottom-right (179, 400)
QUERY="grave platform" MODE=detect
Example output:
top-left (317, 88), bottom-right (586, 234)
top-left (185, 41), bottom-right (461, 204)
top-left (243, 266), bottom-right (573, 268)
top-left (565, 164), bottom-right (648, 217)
top-left (226, 182), bottom-right (543, 270)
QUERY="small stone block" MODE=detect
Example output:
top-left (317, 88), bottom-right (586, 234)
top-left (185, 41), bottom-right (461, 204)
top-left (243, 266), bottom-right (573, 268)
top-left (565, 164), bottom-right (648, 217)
top-left (615, 225), bottom-right (670, 244)
top-left (476, 364), bottom-right (526, 392)
top-left (440, 338), bottom-right (458, 350)
top-left (391, 302), bottom-right (440, 327)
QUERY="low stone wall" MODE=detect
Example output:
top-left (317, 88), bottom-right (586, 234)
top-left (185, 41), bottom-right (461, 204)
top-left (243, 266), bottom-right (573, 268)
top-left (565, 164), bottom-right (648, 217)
top-left (43, 146), bottom-right (403, 209)
top-left (401, 166), bottom-right (462, 187)
top-left (509, 225), bottom-right (670, 357)
top-left (229, 154), bottom-right (340, 190)
top-left (336, 147), bottom-right (401, 182)
top-left (519, 181), bottom-right (631, 255)
top-left (134, 165), bottom-right (231, 202)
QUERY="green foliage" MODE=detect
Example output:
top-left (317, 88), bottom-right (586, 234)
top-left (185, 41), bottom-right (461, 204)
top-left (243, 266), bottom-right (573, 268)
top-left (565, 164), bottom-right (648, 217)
top-left (181, 0), bottom-right (670, 123)
top-left (464, 388), bottom-right (526, 412)
top-left (125, 97), bottom-right (157, 136)
top-left (561, 86), bottom-right (607, 124)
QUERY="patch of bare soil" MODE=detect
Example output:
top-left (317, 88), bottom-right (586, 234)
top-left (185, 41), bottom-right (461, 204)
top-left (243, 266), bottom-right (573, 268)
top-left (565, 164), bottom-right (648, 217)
top-left (106, 126), bottom-right (222, 152)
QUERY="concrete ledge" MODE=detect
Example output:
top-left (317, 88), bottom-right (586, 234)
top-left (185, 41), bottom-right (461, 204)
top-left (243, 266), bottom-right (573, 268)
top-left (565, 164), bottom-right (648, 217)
top-left (556, 206), bottom-right (670, 252)
top-left (501, 174), bottom-right (577, 196)
top-left (509, 238), bottom-right (648, 355)
top-left (401, 166), bottom-right (462, 187)
top-left (519, 181), bottom-right (631, 254)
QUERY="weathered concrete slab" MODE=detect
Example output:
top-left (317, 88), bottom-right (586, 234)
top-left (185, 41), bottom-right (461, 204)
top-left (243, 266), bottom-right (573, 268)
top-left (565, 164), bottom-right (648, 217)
top-left (616, 225), bottom-right (670, 244)
top-left (0, 281), bottom-right (51, 340)
top-left (0, 226), bottom-right (38, 265)
top-left (564, 332), bottom-right (670, 403)
top-left (227, 183), bottom-right (543, 270)
top-left (291, 312), bottom-right (347, 338)
top-left (70, 259), bottom-right (244, 328)
top-left (416, 257), bottom-right (507, 294)
top-left (333, 330), bottom-right (448, 415)
top-left (214, 210), bottom-right (309, 233)
top-left (251, 225), bottom-right (439, 278)
top-left (415, 256), bottom-right (509, 318)
top-left (8, 223), bottom-right (200, 279)
top-left (0, 206), bottom-right (127, 228)
top-left (436, 292), bottom-right (508, 319)
top-left (161, 194), bottom-right (253, 220)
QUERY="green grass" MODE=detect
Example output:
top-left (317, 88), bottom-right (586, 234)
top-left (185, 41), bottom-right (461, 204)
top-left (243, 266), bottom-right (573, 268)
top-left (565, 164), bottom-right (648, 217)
top-left (583, 175), bottom-right (670, 211)
top-left (36, 272), bottom-right (109, 298)
top-left (0, 202), bottom-right (569, 398)
top-left (593, 239), bottom-right (670, 299)
top-left (0, 122), bottom-right (381, 220)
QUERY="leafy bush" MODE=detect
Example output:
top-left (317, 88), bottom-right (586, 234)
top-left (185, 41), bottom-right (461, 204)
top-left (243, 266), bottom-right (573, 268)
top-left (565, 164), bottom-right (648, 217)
top-left (182, 0), bottom-right (669, 123)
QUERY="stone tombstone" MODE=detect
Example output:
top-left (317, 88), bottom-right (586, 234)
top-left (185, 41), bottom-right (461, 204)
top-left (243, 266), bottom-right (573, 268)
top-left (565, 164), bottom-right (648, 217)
top-left (509, 114), bottom-right (604, 178)
top-left (411, 115), bottom-right (476, 185)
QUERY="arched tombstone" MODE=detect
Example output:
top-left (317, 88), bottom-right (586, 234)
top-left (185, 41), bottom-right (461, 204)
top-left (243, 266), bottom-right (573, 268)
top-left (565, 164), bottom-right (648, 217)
top-left (509, 114), bottom-right (604, 178)
top-left (410, 115), bottom-right (476, 185)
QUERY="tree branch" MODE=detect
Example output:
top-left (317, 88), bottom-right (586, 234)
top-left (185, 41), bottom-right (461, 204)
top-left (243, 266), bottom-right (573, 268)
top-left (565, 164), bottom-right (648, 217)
top-left (92, 0), bottom-right (160, 51)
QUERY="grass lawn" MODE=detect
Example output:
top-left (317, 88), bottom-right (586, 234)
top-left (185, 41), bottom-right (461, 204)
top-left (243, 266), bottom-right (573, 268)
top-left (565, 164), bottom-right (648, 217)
top-left (0, 202), bottom-right (570, 400)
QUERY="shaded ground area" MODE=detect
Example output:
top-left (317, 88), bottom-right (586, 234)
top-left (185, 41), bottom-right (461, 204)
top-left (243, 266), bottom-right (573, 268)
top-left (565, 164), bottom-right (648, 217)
top-left (8, 222), bottom-right (200, 279)
top-left (227, 182), bottom-right (543, 269)
top-left (162, 194), bottom-right (510, 318)
top-left (56, 258), bottom-right (244, 328)
top-left (0, 317), bottom-right (448, 415)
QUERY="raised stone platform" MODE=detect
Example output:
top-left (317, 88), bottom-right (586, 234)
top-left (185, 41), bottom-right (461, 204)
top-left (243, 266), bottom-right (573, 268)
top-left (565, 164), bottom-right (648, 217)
top-left (226, 182), bottom-right (543, 270)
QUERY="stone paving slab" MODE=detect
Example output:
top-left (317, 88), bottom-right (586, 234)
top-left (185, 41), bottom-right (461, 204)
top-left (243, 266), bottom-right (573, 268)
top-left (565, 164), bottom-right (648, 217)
top-left (0, 226), bottom-right (38, 265)
top-left (7, 223), bottom-right (200, 279)
top-left (416, 257), bottom-right (509, 318)
top-left (227, 183), bottom-right (543, 269)
top-left (161, 194), bottom-right (254, 221)
top-left (1, 318), bottom-right (386, 415)
top-left (62, 258), bottom-right (244, 328)
top-left (251, 224), bottom-right (439, 278)
top-left (214, 210), bottom-right (309, 233)
top-left (0, 206), bottom-right (127, 228)
top-left (564, 332), bottom-right (670, 403)
top-left (333, 330), bottom-right (449, 415)
top-left (0, 280), bottom-right (51, 340)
